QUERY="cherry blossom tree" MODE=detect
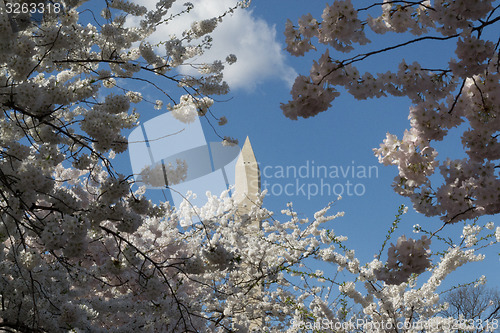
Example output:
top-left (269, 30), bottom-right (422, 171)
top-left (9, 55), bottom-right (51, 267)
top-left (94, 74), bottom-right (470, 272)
top-left (0, 0), bottom-right (499, 332)
top-left (282, 0), bottom-right (500, 224)
top-left (0, 0), bottom-right (271, 331)
top-left (275, 1), bottom-right (500, 331)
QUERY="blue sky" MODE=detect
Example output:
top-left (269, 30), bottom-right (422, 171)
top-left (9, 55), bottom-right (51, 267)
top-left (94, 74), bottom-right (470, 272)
top-left (113, 0), bottom-right (500, 291)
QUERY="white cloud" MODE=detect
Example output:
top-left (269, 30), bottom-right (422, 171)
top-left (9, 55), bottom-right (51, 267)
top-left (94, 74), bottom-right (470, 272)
top-left (131, 0), bottom-right (296, 91)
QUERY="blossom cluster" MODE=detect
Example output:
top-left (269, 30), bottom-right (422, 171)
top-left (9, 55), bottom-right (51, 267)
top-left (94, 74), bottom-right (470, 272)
top-left (168, 94), bottom-right (214, 123)
top-left (281, 75), bottom-right (340, 120)
top-left (374, 235), bottom-right (431, 285)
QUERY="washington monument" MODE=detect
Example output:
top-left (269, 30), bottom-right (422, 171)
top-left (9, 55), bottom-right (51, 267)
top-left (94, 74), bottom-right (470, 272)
top-left (234, 136), bottom-right (261, 219)
top-left (234, 136), bottom-right (263, 330)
